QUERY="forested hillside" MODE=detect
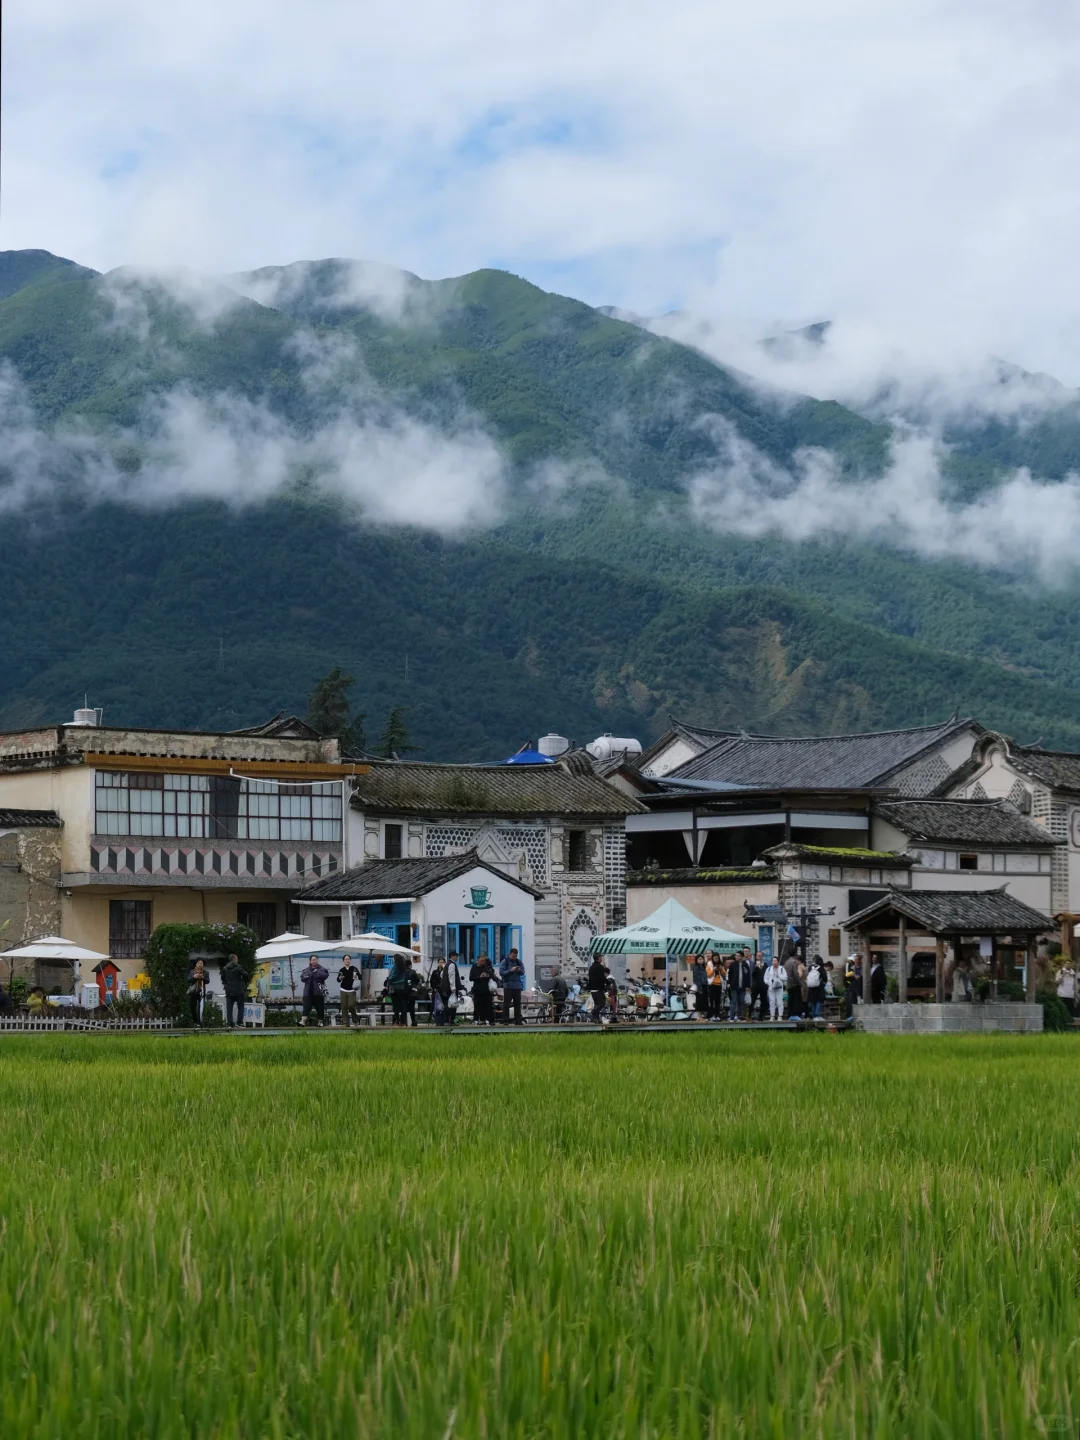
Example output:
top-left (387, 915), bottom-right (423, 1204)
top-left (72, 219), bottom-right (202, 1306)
top-left (2, 248), bottom-right (1080, 757)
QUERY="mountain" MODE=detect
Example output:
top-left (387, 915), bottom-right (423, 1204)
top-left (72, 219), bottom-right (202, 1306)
top-left (2, 247), bottom-right (1080, 758)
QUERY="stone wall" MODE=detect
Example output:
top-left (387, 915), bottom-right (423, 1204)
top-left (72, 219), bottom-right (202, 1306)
top-left (0, 825), bottom-right (62, 979)
top-left (858, 1001), bottom-right (1043, 1033)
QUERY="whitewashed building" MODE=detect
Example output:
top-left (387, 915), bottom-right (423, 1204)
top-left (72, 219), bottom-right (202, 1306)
top-left (326, 756), bottom-right (643, 980)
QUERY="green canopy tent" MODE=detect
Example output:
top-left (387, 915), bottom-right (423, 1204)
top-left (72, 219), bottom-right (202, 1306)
top-left (589, 898), bottom-right (752, 1002)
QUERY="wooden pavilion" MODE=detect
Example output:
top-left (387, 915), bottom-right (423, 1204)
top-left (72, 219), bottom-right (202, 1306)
top-left (845, 888), bottom-right (1052, 1003)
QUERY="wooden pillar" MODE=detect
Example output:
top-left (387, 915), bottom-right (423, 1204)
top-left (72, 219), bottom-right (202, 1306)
top-left (897, 915), bottom-right (908, 1004)
top-left (935, 936), bottom-right (945, 1004)
top-left (990, 939), bottom-right (998, 998)
top-left (1025, 933), bottom-right (1036, 1004)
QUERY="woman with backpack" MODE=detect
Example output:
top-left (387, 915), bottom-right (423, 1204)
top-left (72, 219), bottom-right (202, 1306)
top-left (805, 954), bottom-right (826, 1019)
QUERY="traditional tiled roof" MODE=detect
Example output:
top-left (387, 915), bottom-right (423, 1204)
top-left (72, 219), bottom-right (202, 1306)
top-left (636, 720), bottom-right (739, 773)
top-left (295, 851), bottom-right (542, 902)
top-left (846, 887), bottom-right (1051, 933)
top-left (876, 799), bottom-right (1055, 848)
top-left (672, 718), bottom-right (979, 790)
top-left (0, 809), bottom-right (61, 828)
top-left (627, 865), bottom-right (777, 886)
top-left (231, 712), bottom-right (323, 740)
top-left (349, 760), bottom-right (644, 817)
top-left (995, 747), bottom-right (1080, 795)
top-left (934, 732), bottom-right (1080, 800)
top-left (763, 842), bottom-right (913, 869)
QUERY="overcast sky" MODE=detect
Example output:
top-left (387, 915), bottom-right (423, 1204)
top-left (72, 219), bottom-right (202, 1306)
top-left (4, 0), bottom-right (1080, 381)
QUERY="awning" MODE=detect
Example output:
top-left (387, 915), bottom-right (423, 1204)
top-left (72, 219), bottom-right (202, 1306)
top-left (255, 932), bottom-right (350, 961)
top-left (0, 935), bottom-right (108, 962)
top-left (590, 898), bottom-right (752, 956)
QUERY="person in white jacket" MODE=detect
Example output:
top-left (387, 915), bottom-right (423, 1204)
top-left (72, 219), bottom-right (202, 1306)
top-left (764, 956), bottom-right (786, 1021)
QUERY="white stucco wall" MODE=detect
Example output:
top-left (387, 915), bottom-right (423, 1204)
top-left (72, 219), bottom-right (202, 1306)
top-left (640, 737), bottom-right (701, 779)
top-left (0, 766), bottom-right (94, 872)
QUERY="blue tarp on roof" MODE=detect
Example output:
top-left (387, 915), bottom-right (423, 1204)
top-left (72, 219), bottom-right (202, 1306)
top-left (503, 749), bottom-right (556, 765)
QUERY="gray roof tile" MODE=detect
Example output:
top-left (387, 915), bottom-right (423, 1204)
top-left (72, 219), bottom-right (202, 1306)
top-left (876, 799), bottom-right (1055, 848)
top-left (296, 851), bottom-right (543, 903)
top-left (846, 887), bottom-right (1051, 933)
top-left (0, 809), bottom-right (61, 828)
top-left (350, 760), bottom-right (643, 817)
top-left (672, 718), bottom-right (977, 790)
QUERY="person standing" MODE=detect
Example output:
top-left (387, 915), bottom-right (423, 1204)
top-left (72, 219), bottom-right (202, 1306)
top-left (727, 951), bottom-right (750, 1022)
top-left (587, 954), bottom-right (609, 1022)
top-left (300, 956), bottom-right (329, 1026)
top-left (430, 956), bottom-right (450, 1025)
top-left (750, 953), bottom-right (768, 1021)
top-left (499, 947), bottom-right (526, 1025)
top-left (869, 955), bottom-right (887, 1004)
top-left (470, 955), bottom-right (496, 1025)
top-left (549, 967), bottom-right (569, 1023)
top-left (690, 954), bottom-right (709, 1020)
top-left (806, 954), bottom-right (825, 1019)
top-left (337, 955), bottom-right (361, 1027)
top-left (221, 952), bottom-right (248, 1029)
top-left (765, 955), bottom-right (786, 1021)
top-left (187, 958), bottom-right (207, 1027)
top-left (445, 951), bottom-right (465, 1021)
top-left (705, 950), bottom-right (724, 1019)
top-left (843, 955), bottom-right (858, 1019)
top-left (384, 955), bottom-right (411, 1026)
top-left (606, 973), bottom-right (620, 1023)
top-left (952, 957), bottom-right (973, 1003)
top-left (1056, 959), bottom-right (1077, 1017)
top-left (404, 957), bottom-right (420, 1026)
top-left (784, 951), bottom-right (802, 1020)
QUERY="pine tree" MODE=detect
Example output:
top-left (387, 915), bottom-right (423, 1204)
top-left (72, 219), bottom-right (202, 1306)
top-left (376, 706), bottom-right (418, 759)
top-left (306, 667), bottom-right (366, 755)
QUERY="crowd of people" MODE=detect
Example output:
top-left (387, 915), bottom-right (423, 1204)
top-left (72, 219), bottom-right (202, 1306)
top-left (678, 946), bottom-right (867, 1022)
top-left (177, 942), bottom-right (1080, 1030)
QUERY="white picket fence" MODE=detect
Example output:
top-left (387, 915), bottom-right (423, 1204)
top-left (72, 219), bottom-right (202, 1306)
top-left (0, 1016), bottom-right (175, 1032)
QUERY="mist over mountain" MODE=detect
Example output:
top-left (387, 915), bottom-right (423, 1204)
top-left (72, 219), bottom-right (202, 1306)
top-left (3, 246), bottom-right (1080, 758)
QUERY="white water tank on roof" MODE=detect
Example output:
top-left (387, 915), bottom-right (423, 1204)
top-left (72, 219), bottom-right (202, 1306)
top-left (538, 733), bottom-right (570, 758)
top-left (70, 706), bottom-right (101, 727)
top-left (586, 734), bottom-right (642, 763)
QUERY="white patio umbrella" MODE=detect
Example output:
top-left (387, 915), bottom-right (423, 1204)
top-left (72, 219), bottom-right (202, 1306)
top-left (0, 935), bottom-right (109, 962)
top-left (254, 932), bottom-right (346, 961)
top-left (350, 932), bottom-right (420, 958)
top-left (254, 933), bottom-right (348, 1002)
top-left (0, 934), bottom-right (109, 996)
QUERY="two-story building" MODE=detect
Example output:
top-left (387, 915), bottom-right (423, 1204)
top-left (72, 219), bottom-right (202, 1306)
top-left (0, 710), bottom-right (358, 983)
top-left (622, 721), bottom-right (1055, 968)
top-left (937, 732), bottom-right (1080, 946)
top-left (317, 753), bottom-right (644, 981)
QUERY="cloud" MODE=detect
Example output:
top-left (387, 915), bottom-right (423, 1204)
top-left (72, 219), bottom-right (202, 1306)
top-left (687, 418), bottom-right (1080, 580)
top-left (649, 312), bottom-right (1080, 430)
top-left (3, 0), bottom-right (1080, 381)
top-left (0, 353), bottom-right (507, 533)
top-left (228, 259), bottom-right (439, 327)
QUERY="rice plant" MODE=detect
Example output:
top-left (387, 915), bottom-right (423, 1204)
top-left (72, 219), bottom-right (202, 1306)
top-left (0, 1031), bottom-right (1076, 1438)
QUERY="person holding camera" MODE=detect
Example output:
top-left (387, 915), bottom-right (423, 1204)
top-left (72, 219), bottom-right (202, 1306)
top-left (499, 947), bottom-right (525, 1025)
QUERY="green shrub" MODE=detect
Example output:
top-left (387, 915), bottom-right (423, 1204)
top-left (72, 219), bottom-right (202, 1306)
top-left (997, 980), bottom-right (1026, 1001)
top-left (8, 976), bottom-right (28, 1007)
top-left (201, 996), bottom-right (224, 1029)
top-left (143, 923), bottom-right (258, 1019)
top-left (1036, 989), bottom-right (1073, 1033)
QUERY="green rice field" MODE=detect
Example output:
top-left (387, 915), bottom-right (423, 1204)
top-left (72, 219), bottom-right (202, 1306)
top-left (1, 1031), bottom-right (1077, 1438)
